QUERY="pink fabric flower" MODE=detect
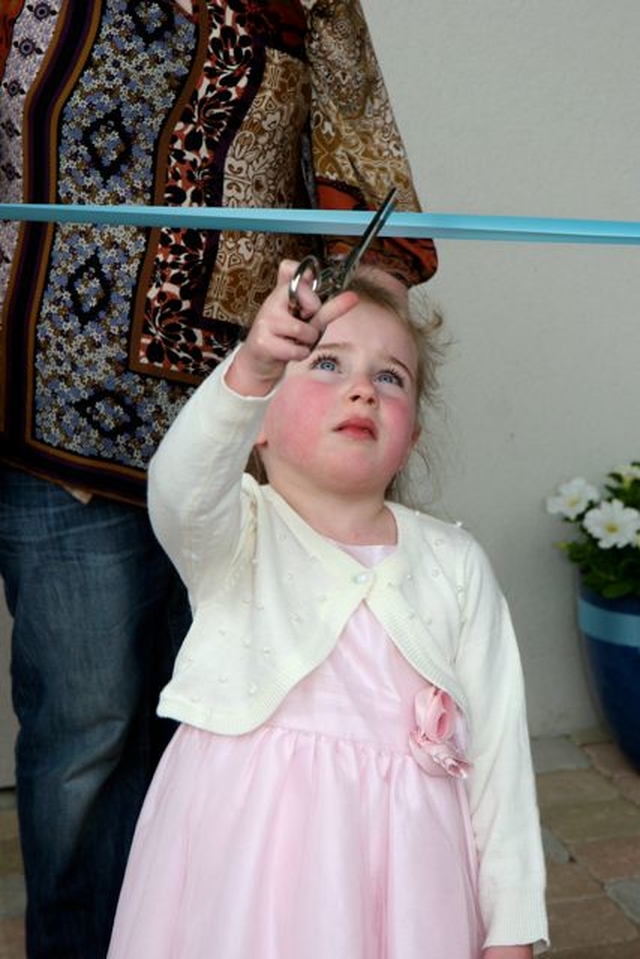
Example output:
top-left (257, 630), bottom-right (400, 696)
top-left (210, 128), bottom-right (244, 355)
top-left (409, 684), bottom-right (471, 779)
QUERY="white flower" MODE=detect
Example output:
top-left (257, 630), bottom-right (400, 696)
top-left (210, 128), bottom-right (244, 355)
top-left (583, 499), bottom-right (640, 549)
top-left (613, 463), bottom-right (640, 483)
top-left (546, 477), bottom-right (599, 520)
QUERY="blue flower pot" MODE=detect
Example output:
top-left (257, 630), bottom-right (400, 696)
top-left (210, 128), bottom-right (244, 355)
top-left (578, 584), bottom-right (640, 771)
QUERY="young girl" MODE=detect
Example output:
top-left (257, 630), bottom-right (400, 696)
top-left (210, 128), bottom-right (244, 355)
top-left (108, 262), bottom-right (548, 958)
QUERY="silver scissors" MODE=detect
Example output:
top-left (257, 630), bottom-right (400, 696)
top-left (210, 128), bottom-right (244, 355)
top-left (287, 187), bottom-right (398, 318)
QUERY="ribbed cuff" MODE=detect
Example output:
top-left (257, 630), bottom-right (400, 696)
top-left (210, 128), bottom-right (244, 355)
top-left (481, 884), bottom-right (549, 952)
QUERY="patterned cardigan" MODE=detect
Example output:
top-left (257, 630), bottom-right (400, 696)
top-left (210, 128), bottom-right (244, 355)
top-left (0, 0), bottom-right (436, 504)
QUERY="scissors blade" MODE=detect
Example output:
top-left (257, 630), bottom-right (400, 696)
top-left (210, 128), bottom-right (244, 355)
top-left (339, 186), bottom-right (398, 284)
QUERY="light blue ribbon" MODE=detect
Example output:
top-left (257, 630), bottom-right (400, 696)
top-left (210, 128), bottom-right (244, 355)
top-left (578, 597), bottom-right (640, 648)
top-left (3, 202), bottom-right (640, 244)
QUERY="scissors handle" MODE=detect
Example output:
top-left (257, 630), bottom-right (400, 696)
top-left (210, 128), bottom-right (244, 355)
top-left (287, 255), bottom-right (322, 316)
top-left (287, 186), bottom-right (398, 318)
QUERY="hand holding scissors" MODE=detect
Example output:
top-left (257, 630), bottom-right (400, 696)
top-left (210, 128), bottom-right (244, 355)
top-left (287, 187), bottom-right (398, 318)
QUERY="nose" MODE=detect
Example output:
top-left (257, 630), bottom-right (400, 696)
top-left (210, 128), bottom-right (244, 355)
top-left (347, 374), bottom-right (377, 405)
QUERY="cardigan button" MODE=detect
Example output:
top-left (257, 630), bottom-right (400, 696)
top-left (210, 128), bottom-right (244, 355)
top-left (353, 571), bottom-right (372, 584)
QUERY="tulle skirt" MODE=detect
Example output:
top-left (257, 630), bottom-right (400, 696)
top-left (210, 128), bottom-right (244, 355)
top-left (108, 599), bottom-right (483, 959)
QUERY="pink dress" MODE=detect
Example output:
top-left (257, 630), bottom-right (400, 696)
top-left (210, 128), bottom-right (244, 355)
top-left (108, 545), bottom-right (483, 959)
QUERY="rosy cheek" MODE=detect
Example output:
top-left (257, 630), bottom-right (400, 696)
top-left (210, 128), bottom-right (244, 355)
top-left (262, 380), bottom-right (330, 448)
top-left (280, 380), bottom-right (331, 421)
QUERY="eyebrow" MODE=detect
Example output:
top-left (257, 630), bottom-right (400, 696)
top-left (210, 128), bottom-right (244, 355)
top-left (314, 340), bottom-right (416, 382)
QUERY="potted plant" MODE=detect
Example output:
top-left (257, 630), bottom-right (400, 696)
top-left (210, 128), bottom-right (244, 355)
top-left (546, 463), bottom-right (640, 769)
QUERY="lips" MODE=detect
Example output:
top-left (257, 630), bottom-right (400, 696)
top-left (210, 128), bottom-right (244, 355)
top-left (335, 417), bottom-right (378, 439)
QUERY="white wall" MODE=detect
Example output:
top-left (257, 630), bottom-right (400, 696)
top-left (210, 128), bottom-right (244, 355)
top-left (361, 0), bottom-right (640, 734)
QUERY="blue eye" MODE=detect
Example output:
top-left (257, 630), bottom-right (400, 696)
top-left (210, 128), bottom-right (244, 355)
top-left (311, 353), bottom-right (339, 372)
top-left (376, 369), bottom-right (404, 387)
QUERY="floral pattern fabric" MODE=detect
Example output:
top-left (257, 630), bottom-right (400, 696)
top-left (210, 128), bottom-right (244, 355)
top-left (0, 0), bottom-right (437, 504)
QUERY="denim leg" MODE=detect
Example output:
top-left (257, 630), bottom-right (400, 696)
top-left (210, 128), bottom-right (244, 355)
top-left (0, 466), bottom-right (191, 959)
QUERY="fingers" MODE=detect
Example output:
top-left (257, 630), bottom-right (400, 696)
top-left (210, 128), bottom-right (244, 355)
top-left (281, 259), bottom-right (321, 321)
top-left (277, 258), bottom-right (359, 331)
top-left (316, 288), bottom-right (360, 326)
top-left (276, 259), bottom-right (302, 284)
top-left (232, 261), bottom-right (360, 395)
top-left (308, 288), bottom-right (359, 342)
top-left (291, 281), bottom-right (320, 321)
top-left (250, 307), bottom-right (320, 363)
top-left (234, 272), bottom-right (317, 389)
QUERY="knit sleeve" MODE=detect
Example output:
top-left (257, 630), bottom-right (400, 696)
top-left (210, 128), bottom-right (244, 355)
top-left (301, 0), bottom-right (438, 286)
top-left (455, 537), bottom-right (549, 950)
top-left (147, 351), bottom-right (274, 603)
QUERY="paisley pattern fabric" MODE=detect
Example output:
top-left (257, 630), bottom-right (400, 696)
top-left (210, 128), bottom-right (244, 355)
top-left (0, 0), bottom-right (437, 504)
top-left (134, 1), bottom-right (313, 381)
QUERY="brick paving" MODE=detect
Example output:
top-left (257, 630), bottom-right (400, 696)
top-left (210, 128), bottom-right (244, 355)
top-left (0, 791), bottom-right (23, 959)
top-left (538, 731), bottom-right (640, 957)
top-left (0, 732), bottom-right (638, 957)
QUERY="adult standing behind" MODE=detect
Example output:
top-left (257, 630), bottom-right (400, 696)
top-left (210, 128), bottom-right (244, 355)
top-left (0, 1), bottom-right (437, 956)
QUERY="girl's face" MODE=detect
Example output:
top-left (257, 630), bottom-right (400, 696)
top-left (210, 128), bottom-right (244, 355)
top-left (257, 300), bottom-right (421, 499)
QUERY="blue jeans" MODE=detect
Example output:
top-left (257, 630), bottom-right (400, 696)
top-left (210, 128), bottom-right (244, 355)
top-left (0, 466), bottom-right (191, 958)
